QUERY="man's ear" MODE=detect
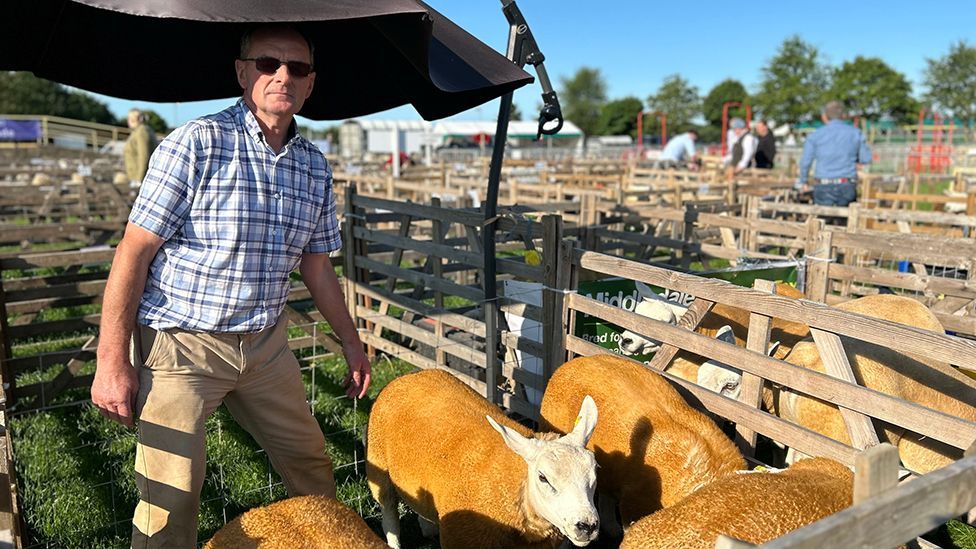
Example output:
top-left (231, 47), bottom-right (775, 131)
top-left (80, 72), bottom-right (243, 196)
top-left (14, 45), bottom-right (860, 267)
top-left (305, 72), bottom-right (316, 99)
top-left (235, 59), bottom-right (248, 90)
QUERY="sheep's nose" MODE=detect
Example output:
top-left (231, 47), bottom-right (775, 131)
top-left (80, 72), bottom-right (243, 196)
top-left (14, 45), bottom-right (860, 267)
top-left (620, 338), bottom-right (632, 346)
top-left (576, 521), bottom-right (598, 536)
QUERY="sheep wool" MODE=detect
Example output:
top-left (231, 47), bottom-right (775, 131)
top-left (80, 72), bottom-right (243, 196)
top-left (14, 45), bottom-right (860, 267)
top-left (367, 369), bottom-right (599, 549)
top-left (203, 495), bottom-right (386, 549)
top-left (778, 295), bottom-right (976, 473)
top-left (620, 458), bottom-right (854, 549)
top-left (540, 354), bottom-right (745, 525)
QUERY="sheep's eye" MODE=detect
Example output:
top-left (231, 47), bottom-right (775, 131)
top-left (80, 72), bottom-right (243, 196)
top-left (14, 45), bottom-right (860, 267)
top-left (723, 382), bottom-right (737, 393)
top-left (538, 472), bottom-right (550, 485)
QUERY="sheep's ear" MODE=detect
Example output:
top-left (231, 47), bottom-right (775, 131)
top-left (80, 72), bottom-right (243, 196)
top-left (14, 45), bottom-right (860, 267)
top-left (487, 415), bottom-right (539, 460)
top-left (635, 281), bottom-right (664, 301)
top-left (716, 325), bottom-right (736, 344)
top-left (563, 395), bottom-right (598, 448)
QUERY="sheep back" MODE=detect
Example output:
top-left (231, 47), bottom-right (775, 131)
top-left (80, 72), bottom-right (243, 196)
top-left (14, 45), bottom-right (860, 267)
top-left (366, 369), bottom-right (558, 548)
top-left (539, 355), bottom-right (744, 524)
top-left (203, 495), bottom-right (385, 549)
top-left (620, 458), bottom-right (853, 549)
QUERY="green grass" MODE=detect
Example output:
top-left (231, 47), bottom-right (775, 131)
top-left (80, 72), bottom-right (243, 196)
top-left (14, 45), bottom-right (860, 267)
top-left (10, 351), bottom-right (428, 548)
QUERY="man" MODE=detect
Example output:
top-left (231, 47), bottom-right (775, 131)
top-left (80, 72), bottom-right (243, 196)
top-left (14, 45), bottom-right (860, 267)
top-left (656, 129), bottom-right (698, 169)
top-left (723, 118), bottom-right (757, 174)
top-left (123, 108), bottom-right (157, 186)
top-left (753, 119), bottom-right (776, 169)
top-left (91, 25), bottom-right (371, 548)
top-left (796, 101), bottom-right (872, 206)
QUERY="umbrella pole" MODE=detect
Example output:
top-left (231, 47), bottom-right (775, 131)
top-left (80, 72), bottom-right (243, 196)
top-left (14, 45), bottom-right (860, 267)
top-left (482, 91), bottom-right (513, 406)
top-left (483, 0), bottom-right (564, 406)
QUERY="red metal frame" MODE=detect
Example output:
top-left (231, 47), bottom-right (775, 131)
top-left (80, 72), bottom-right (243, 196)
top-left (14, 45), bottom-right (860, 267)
top-left (909, 108), bottom-right (955, 174)
top-left (720, 102), bottom-right (752, 156)
top-left (636, 110), bottom-right (667, 158)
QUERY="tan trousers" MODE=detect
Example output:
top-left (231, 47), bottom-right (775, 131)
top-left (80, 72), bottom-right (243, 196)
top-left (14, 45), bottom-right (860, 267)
top-left (130, 318), bottom-right (335, 548)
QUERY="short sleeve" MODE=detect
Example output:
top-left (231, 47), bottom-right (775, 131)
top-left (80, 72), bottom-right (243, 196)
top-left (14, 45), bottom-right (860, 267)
top-left (304, 159), bottom-right (342, 254)
top-left (128, 123), bottom-right (201, 241)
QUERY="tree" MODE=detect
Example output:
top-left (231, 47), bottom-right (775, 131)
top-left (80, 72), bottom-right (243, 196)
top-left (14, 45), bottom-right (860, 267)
top-left (559, 67), bottom-right (607, 137)
top-left (118, 109), bottom-right (169, 134)
top-left (509, 102), bottom-right (524, 122)
top-left (754, 36), bottom-right (831, 124)
top-left (923, 41), bottom-right (976, 129)
top-left (594, 96), bottom-right (643, 137)
top-left (703, 79), bottom-right (749, 128)
top-left (646, 74), bottom-right (701, 133)
top-left (831, 57), bottom-right (917, 123)
top-left (0, 71), bottom-right (116, 124)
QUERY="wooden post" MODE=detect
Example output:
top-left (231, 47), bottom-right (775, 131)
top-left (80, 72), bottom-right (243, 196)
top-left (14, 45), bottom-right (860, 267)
top-left (854, 443), bottom-right (900, 505)
top-left (734, 279), bottom-right (775, 456)
top-left (804, 218), bottom-right (831, 302)
top-left (542, 215), bottom-right (566, 385)
top-left (432, 198), bottom-right (445, 368)
top-left (342, 185), bottom-right (362, 350)
top-left (0, 275), bottom-right (13, 409)
top-left (811, 328), bottom-right (881, 450)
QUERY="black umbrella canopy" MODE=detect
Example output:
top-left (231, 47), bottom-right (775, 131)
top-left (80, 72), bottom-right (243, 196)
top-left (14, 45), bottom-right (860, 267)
top-left (1, 0), bottom-right (534, 120)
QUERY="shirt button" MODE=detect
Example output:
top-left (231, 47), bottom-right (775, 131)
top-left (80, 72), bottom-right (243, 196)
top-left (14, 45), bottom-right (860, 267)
top-left (274, 192), bottom-right (281, 199)
top-left (271, 229), bottom-right (277, 235)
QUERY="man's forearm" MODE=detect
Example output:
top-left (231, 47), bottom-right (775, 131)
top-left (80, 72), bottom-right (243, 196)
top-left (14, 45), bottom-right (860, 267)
top-left (301, 256), bottom-right (361, 346)
top-left (98, 232), bottom-right (158, 365)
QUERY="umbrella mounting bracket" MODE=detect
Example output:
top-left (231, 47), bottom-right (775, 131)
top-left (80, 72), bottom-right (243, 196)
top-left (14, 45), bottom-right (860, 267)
top-left (501, 0), bottom-right (563, 139)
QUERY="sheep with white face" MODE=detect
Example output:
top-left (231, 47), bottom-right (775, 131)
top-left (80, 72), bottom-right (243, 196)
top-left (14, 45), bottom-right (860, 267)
top-left (367, 369), bottom-right (601, 549)
top-left (618, 281), bottom-right (689, 356)
top-left (697, 326), bottom-right (780, 400)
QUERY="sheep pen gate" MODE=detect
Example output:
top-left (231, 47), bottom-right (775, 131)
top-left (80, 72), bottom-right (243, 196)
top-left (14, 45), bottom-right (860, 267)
top-left (340, 185), bottom-right (578, 419)
top-left (556, 248), bottom-right (976, 548)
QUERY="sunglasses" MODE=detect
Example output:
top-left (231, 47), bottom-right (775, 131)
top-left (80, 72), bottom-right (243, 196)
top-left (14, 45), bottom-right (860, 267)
top-left (241, 56), bottom-right (314, 78)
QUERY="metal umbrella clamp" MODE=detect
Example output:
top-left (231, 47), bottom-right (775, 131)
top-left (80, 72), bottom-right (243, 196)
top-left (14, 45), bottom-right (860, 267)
top-left (0, 0), bottom-right (534, 120)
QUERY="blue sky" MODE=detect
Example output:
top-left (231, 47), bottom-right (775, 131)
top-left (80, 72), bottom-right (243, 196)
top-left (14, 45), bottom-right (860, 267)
top-left (93, 0), bottom-right (976, 129)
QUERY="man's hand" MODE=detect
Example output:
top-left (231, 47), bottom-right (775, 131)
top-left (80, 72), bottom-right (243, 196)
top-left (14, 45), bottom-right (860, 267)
top-left (341, 341), bottom-right (371, 399)
top-left (91, 358), bottom-right (140, 426)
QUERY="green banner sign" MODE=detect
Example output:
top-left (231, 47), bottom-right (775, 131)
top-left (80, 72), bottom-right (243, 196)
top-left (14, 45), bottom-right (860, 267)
top-left (574, 262), bottom-right (799, 364)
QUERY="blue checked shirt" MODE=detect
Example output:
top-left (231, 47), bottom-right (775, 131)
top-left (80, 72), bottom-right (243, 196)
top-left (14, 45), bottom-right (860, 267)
top-left (797, 120), bottom-right (872, 185)
top-left (129, 100), bottom-right (341, 333)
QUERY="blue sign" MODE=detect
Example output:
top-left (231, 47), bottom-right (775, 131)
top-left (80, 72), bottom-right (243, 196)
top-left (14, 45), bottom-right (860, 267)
top-left (0, 119), bottom-right (41, 142)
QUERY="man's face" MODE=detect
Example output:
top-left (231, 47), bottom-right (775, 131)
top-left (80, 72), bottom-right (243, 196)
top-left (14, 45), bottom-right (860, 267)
top-left (755, 122), bottom-right (768, 136)
top-left (235, 28), bottom-right (316, 123)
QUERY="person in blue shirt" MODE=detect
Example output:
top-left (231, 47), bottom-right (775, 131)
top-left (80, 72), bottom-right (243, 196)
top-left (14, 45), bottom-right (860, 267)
top-left (796, 101), bottom-right (872, 206)
top-left (656, 129), bottom-right (699, 169)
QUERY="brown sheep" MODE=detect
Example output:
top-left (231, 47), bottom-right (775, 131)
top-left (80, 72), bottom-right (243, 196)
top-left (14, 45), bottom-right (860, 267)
top-left (698, 294), bottom-right (976, 473)
top-left (367, 369), bottom-right (601, 549)
top-left (539, 354), bottom-right (745, 532)
top-left (619, 458), bottom-right (853, 549)
top-left (203, 495), bottom-right (386, 549)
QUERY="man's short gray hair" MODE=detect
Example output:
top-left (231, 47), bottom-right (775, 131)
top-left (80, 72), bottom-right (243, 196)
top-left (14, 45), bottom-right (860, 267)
top-left (239, 25), bottom-right (315, 66)
top-left (823, 101), bottom-right (846, 120)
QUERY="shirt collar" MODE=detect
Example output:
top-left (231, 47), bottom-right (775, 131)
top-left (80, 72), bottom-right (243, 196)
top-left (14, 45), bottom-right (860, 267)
top-left (235, 99), bottom-right (305, 148)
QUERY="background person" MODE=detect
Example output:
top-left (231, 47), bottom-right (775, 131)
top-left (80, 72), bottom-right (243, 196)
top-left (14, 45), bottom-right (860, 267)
top-left (796, 100), bottom-right (872, 206)
top-left (753, 119), bottom-right (776, 169)
top-left (723, 117), bottom-right (757, 175)
top-left (123, 108), bottom-right (157, 187)
top-left (655, 129), bottom-right (698, 169)
top-left (91, 25), bottom-right (370, 548)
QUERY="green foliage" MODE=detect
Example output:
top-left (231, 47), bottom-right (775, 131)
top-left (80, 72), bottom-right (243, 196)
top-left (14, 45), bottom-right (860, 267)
top-left (559, 67), bottom-right (608, 137)
top-left (509, 102), bottom-right (524, 122)
top-left (141, 110), bottom-right (169, 134)
top-left (831, 56), bottom-right (917, 123)
top-left (948, 520), bottom-right (976, 549)
top-left (594, 96), bottom-right (643, 137)
top-left (923, 41), bottom-right (976, 128)
top-left (646, 74), bottom-right (701, 133)
top-left (703, 79), bottom-right (750, 127)
top-left (0, 71), bottom-right (116, 124)
top-left (754, 36), bottom-right (832, 124)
